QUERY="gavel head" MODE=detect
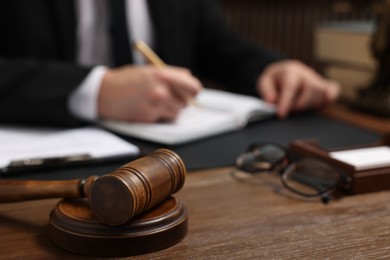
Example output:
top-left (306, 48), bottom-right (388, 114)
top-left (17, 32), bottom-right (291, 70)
top-left (85, 149), bottom-right (186, 226)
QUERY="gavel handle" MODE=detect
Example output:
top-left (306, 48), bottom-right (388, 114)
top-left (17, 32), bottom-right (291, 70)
top-left (0, 179), bottom-right (88, 203)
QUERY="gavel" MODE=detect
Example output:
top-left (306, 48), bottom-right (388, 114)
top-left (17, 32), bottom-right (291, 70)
top-left (0, 149), bottom-right (186, 226)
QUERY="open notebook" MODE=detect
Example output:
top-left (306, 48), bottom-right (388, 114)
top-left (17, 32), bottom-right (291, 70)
top-left (100, 89), bottom-right (276, 145)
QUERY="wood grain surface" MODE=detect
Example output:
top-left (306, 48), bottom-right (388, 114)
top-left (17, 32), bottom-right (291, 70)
top-left (0, 105), bottom-right (389, 259)
top-left (1, 166), bottom-right (390, 259)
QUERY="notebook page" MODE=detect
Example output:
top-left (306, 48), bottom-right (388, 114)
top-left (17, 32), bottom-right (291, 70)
top-left (101, 105), bottom-right (239, 144)
top-left (100, 88), bottom-right (276, 144)
top-left (197, 89), bottom-right (276, 125)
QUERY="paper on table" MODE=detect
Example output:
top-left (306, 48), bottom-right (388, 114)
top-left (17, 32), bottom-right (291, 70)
top-left (0, 126), bottom-right (140, 171)
top-left (330, 146), bottom-right (390, 170)
top-left (100, 88), bottom-right (276, 145)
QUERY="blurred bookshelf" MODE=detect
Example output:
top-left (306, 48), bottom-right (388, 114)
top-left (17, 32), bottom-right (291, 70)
top-left (218, 0), bottom-right (377, 70)
top-left (218, 0), bottom-right (379, 101)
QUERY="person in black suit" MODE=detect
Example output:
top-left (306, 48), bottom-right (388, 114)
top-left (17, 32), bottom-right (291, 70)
top-left (0, 0), bottom-right (339, 126)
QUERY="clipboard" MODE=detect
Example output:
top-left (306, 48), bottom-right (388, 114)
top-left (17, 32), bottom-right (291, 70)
top-left (287, 134), bottom-right (390, 194)
top-left (0, 127), bottom-right (140, 175)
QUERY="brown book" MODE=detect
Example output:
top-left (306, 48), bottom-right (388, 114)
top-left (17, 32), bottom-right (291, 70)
top-left (323, 65), bottom-right (375, 100)
top-left (314, 21), bottom-right (376, 69)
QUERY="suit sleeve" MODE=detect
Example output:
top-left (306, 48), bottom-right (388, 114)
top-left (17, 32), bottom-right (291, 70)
top-left (193, 0), bottom-right (286, 96)
top-left (0, 57), bottom-right (92, 126)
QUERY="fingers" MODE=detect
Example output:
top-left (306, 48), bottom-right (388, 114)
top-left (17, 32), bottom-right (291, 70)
top-left (275, 72), bottom-right (301, 118)
top-left (146, 67), bottom-right (203, 121)
top-left (258, 73), bottom-right (278, 104)
top-left (146, 84), bottom-right (186, 121)
top-left (324, 80), bottom-right (341, 103)
top-left (98, 65), bottom-right (202, 123)
top-left (294, 78), bottom-right (340, 111)
top-left (154, 67), bottom-right (203, 104)
top-left (257, 60), bottom-right (340, 118)
top-left (258, 61), bottom-right (301, 118)
top-left (116, 84), bottom-right (186, 123)
top-left (293, 75), bottom-right (325, 111)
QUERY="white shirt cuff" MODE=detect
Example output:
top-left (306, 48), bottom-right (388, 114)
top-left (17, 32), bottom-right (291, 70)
top-left (68, 66), bottom-right (107, 121)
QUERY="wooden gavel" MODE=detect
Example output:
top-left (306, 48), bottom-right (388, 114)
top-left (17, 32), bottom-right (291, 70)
top-left (0, 149), bottom-right (186, 226)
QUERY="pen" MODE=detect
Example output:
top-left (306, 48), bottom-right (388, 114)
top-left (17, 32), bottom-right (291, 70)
top-left (133, 40), bottom-right (200, 107)
top-left (1, 154), bottom-right (92, 174)
top-left (133, 40), bottom-right (166, 68)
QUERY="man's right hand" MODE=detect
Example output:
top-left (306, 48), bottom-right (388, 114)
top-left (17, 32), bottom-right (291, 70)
top-left (98, 65), bottom-right (203, 122)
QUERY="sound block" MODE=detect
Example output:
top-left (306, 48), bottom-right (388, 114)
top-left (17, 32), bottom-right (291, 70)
top-left (48, 196), bottom-right (188, 257)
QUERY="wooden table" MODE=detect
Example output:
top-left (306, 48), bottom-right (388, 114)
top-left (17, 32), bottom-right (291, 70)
top-left (1, 104), bottom-right (390, 259)
top-left (1, 166), bottom-right (390, 259)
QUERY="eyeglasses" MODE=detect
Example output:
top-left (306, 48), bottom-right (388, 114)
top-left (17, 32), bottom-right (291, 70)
top-left (235, 143), bottom-right (352, 203)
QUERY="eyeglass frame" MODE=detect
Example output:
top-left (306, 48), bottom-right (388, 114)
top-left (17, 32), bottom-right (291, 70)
top-left (235, 142), bottom-right (352, 203)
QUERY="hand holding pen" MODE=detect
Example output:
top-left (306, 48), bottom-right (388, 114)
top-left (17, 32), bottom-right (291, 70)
top-left (133, 40), bottom-right (201, 107)
top-left (98, 41), bottom-right (202, 122)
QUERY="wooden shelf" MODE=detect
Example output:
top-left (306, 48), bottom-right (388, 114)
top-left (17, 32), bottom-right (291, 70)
top-left (321, 102), bottom-right (390, 134)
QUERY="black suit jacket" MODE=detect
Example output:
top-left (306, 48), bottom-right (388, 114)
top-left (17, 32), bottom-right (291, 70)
top-left (0, 0), bottom-right (281, 126)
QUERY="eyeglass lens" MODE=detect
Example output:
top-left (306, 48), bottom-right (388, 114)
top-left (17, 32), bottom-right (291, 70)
top-left (282, 157), bottom-right (342, 196)
top-left (236, 143), bottom-right (286, 172)
top-left (237, 143), bottom-right (345, 199)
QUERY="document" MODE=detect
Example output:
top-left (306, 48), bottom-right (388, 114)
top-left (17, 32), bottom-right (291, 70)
top-left (0, 126), bottom-right (140, 173)
top-left (100, 88), bottom-right (276, 145)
